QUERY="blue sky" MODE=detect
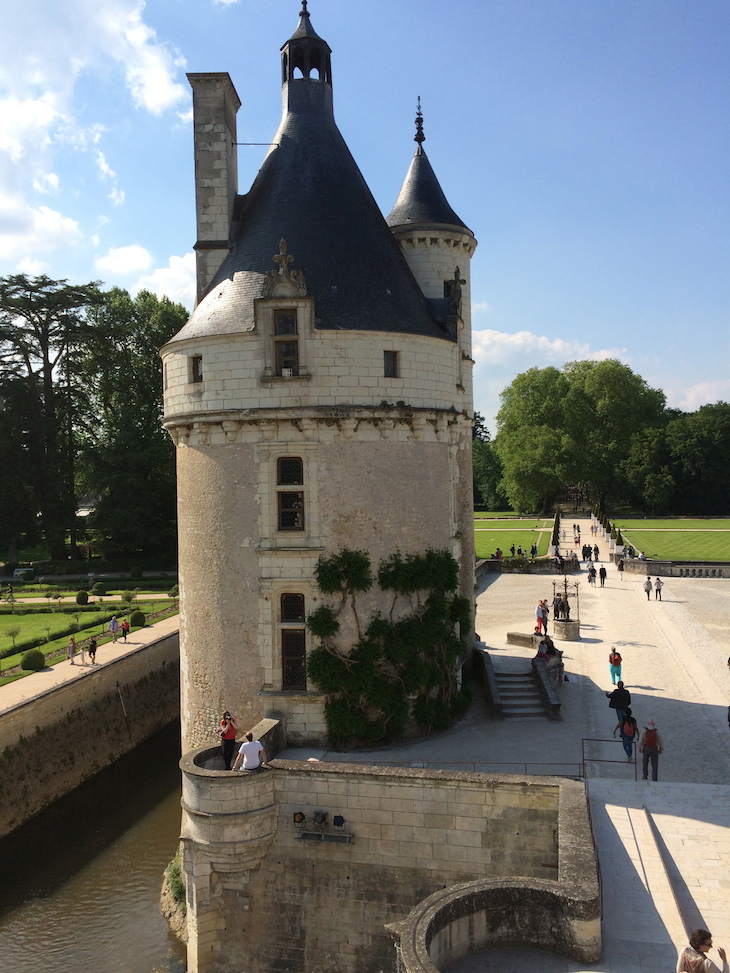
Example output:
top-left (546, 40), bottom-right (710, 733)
top-left (1, 0), bottom-right (728, 432)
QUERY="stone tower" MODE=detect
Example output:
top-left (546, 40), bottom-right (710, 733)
top-left (161, 2), bottom-right (477, 752)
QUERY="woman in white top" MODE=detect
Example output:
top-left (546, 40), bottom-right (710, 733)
top-left (677, 929), bottom-right (728, 973)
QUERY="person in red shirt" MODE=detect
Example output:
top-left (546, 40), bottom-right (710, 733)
top-left (218, 711), bottom-right (238, 770)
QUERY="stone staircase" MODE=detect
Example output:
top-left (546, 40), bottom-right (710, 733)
top-left (493, 669), bottom-right (546, 719)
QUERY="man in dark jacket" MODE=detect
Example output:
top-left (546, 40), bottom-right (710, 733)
top-left (606, 681), bottom-right (631, 724)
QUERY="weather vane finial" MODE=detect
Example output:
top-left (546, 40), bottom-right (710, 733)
top-left (414, 95), bottom-right (425, 145)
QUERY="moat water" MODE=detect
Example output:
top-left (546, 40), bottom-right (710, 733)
top-left (0, 722), bottom-right (187, 973)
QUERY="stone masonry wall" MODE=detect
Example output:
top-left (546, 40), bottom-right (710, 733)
top-left (0, 633), bottom-right (179, 839)
top-left (180, 756), bottom-right (560, 973)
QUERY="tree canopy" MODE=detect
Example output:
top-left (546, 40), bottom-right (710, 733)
top-left (492, 359), bottom-right (729, 515)
top-left (0, 275), bottom-right (187, 563)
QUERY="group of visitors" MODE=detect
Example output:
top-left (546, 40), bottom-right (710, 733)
top-left (218, 711), bottom-right (267, 772)
top-left (582, 543), bottom-right (600, 562)
top-left (66, 615), bottom-right (131, 667)
top-left (643, 576), bottom-right (664, 600)
top-left (534, 599), bottom-right (550, 633)
top-left (551, 593), bottom-right (571, 619)
top-left (605, 677), bottom-right (665, 781)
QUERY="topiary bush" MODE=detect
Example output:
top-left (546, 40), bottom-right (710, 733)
top-left (76, 590), bottom-right (89, 605)
top-left (130, 609), bottom-right (145, 628)
top-left (91, 582), bottom-right (106, 598)
top-left (21, 648), bottom-right (46, 671)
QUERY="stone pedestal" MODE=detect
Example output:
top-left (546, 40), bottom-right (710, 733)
top-left (553, 618), bottom-right (580, 641)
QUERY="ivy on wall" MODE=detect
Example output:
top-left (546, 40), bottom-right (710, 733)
top-left (307, 548), bottom-right (470, 747)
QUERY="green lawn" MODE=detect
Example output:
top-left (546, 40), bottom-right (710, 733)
top-left (0, 601), bottom-right (178, 682)
top-left (474, 518), bottom-right (553, 560)
top-left (620, 530), bottom-right (730, 562)
top-left (616, 519), bottom-right (730, 531)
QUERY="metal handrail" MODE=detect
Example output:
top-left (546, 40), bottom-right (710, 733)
top-left (581, 737), bottom-right (638, 781)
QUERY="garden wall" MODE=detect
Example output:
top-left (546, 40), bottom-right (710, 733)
top-left (0, 631), bottom-right (179, 839)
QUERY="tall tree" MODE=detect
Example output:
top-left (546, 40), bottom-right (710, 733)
top-left (77, 289), bottom-right (188, 558)
top-left (0, 275), bottom-right (102, 558)
top-left (494, 360), bottom-right (667, 512)
top-left (665, 403), bottom-right (730, 514)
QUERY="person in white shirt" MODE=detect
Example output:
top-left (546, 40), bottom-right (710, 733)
top-left (232, 732), bottom-right (267, 772)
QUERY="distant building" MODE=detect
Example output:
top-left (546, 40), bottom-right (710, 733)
top-left (162, 1), bottom-right (477, 752)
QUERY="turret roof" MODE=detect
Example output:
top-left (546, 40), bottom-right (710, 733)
top-left (386, 103), bottom-right (471, 234)
top-left (173, 7), bottom-right (450, 345)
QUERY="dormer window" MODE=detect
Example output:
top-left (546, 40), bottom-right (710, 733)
top-left (274, 310), bottom-right (299, 376)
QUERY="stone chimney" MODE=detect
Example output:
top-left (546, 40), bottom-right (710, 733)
top-left (187, 73), bottom-right (241, 305)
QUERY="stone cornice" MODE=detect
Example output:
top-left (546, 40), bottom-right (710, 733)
top-left (164, 407), bottom-right (470, 447)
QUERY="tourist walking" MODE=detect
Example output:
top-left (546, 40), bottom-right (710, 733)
top-left (108, 615), bottom-right (120, 641)
top-left (88, 637), bottom-right (97, 665)
top-left (643, 577), bottom-right (652, 600)
top-left (608, 648), bottom-right (622, 684)
top-left (218, 711), bottom-right (238, 770)
top-left (614, 708), bottom-right (638, 760)
top-left (599, 565), bottom-right (607, 587)
top-left (66, 636), bottom-right (77, 666)
top-left (233, 731), bottom-right (267, 772)
top-left (120, 618), bottom-right (130, 641)
top-left (654, 577), bottom-right (664, 600)
top-left (639, 718), bottom-right (664, 781)
top-left (617, 558), bottom-right (624, 580)
top-left (676, 929), bottom-right (727, 973)
top-left (606, 681), bottom-right (631, 723)
top-left (593, 544), bottom-right (599, 560)
top-left (588, 564), bottom-right (597, 586)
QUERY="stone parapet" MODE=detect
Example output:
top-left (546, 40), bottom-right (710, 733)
top-left (385, 778), bottom-right (600, 971)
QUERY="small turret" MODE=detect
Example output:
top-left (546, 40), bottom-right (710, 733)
top-left (280, 0), bottom-right (332, 85)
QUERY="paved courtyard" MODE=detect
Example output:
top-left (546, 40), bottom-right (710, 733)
top-left (283, 515), bottom-right (730, 973)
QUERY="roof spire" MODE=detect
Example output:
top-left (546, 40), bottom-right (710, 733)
top-left (414, 95), bottom-right (425, 146)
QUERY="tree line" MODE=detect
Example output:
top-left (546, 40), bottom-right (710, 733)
top-left (0, 274), bottom-right (188, 564)
top-left (473, 359), bottom-right (730, 515)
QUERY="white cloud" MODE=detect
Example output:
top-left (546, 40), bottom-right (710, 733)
top-left (95, 243), bottom-right (153, 275)
top-left (0, 194), bottom-right (81, 259)
top-left (471, 327), bottom-right (629, 432)
top-left (0, 0), bottom-right (187, 265)
top-left (108, 187), bottom-right (125, 206)
top-left (96, 151), bottom-right (116, 180)
top-left (32, 172), bottom-right (59, 194)
top-left (472, 300), bottom-right (495, 315)
top-left (472, 328), bottom-right (626, 367)
top-left (15, 256), bottom-right (49, 275)
top-left (135, 252), bottom-right (196, 309)
top-left (674, 380), bottom-right (730, 412)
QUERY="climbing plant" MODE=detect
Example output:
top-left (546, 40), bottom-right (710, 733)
top-left (307, 548), bottom-right (470, 747)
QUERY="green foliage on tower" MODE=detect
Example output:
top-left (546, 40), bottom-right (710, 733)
top-left (307, 548), bottom-right (470, 747)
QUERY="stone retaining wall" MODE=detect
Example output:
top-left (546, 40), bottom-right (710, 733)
top-left (386, 778), bottom-right (599, 971)
top-left (179, 741), bottom-right (599, 973)
top-left (0, 632), bottom-right (179, 839)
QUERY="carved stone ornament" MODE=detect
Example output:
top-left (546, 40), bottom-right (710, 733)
top-left (260, 239), bottom-right (307, 298)
top-left (447, 265), bottom-right (466, 318)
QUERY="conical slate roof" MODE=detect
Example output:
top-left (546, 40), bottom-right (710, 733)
top-left (386, 143), bottom-right (471, 233)
top-left (173, 10), bottom-right (449, 344)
